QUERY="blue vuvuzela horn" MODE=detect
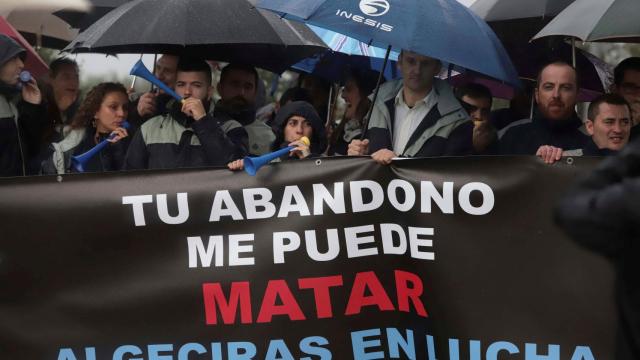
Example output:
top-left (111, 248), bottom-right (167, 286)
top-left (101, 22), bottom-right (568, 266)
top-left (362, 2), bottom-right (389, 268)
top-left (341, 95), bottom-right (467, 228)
top-left (71, 121), bottom-right (131, 173)
top-left (130, 60), bottom-right (183, 102)
top-left (244, 136), bottom-right (310, 176)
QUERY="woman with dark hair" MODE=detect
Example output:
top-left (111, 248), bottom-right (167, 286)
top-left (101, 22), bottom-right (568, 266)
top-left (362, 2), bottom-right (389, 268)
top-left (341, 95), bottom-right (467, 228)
top-left (328, 68), bottom-right (382, 155)
top-left (228, 101), bottom-right (326, 171)
top-left (41, 82), bottom-right (129, 174)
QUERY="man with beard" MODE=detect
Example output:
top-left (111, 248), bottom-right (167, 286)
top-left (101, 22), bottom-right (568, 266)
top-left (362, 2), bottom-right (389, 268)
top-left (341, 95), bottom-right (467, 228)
top-left (612, 57), bottom-right (640, 141)
top-left (124, 58), bottom-right (248, 170)
top-left (499, 61), bottom-right (590, 155)
top-left (347, 50), bottom-right (472, 165)
top-left (214, 63), bottom-right (275, 156)
top-left (0, 35), bottom-right (44, 177)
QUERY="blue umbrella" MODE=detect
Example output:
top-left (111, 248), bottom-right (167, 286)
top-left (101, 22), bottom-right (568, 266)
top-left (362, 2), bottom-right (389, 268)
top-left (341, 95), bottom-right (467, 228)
top-left (292, 25), bottom-right (400, 82)
top-left (256, 0), bottom-right (519, 86)
top-left (308, 24), bottom-right (398, 60)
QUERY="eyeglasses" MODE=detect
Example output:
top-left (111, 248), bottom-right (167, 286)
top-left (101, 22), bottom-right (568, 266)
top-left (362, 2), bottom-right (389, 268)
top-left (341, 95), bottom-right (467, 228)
top-left (460, 100), bottom-right (490, 118)
top-left (620, 82), bottom-right (640, 93)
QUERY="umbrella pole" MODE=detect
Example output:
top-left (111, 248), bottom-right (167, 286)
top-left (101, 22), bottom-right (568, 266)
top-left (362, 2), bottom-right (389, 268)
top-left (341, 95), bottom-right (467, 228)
top-left (325, 85), bottom-right (334, 127)
top-left (359, 45), bottom-right (392, 140)
top-left (571, 38), bottom-right (576, 68)
top-left (151, 53), bottom-right (158, 92)
top-left (130, 54), bottom-right (144, 92)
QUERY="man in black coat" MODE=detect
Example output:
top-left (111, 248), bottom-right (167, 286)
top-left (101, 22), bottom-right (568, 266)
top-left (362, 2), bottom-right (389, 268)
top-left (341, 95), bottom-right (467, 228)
top-left (499, 61), bottom-right (590, 155)
top-left (0, 35), bottom-right (44, 177)
top-left (555, 138), bottom-right (640, 360)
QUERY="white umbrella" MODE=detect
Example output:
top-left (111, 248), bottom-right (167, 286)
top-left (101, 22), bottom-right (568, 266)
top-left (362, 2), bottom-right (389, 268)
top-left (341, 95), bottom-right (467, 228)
top-left (532, 0), bottom-right (640, 43)
top-left (470, 0), bottom-right (575, 21)
top-left (0, 0), bottom-right (89, 48)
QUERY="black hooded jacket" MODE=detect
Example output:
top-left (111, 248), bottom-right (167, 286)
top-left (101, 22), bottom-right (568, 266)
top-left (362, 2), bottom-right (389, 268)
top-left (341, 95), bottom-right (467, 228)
top-left (271, 101), bottom-right (327, 156)
top-left (554, 138), bottom-right (640, 360)
top-left (0, 35), bottom-right (45, 177)
top-left (499, 111), bottom-right (591, 155)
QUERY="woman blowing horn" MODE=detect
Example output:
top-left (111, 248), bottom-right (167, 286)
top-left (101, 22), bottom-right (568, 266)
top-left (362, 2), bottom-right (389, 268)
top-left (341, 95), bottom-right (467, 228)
top-left (40, 83), bottom-right (129, 174)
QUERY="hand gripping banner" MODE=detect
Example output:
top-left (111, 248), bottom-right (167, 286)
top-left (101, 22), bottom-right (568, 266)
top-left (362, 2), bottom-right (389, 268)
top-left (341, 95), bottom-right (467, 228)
top-left (0, 157), bottom-right (615, 360)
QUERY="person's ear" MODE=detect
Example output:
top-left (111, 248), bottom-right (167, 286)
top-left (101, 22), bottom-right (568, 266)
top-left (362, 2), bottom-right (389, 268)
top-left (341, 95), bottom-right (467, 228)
top-left (585, 119), bottom-right (595, 136)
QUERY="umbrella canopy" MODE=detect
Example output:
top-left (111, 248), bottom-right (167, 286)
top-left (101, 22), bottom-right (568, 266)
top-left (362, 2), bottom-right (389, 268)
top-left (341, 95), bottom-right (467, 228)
top-left (0, 16), bottom-right (49, 77)
top-left (292, 25), bottom-right (399, 82)
top-left (450, 41), bottom-right (613, 102)
top-left (54, 0), bottom-right (129, 30)
top-left (532, 0), bottom-right (640, 43)
top-left (256, 0), bottom-right (520, 86)
top-left (469, 0), bottom-right (575, 21)
top-left (1, 0), bottom-right (89, 49)
top-left (450, 40), bottom-right (612, 101)
top-left (64, 0), bottom-right (327, 73)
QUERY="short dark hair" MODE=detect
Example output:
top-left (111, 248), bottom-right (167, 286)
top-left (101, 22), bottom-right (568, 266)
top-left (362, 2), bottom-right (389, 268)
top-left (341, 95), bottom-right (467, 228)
top-left (220, 63), bottom-right (259, 89)
top-left (347, 67), bottom-right (383, 97)
top-left (49, 57), bottom-right (78, 78)
top-left (587, 93), bottom-right (630, 121)
top-left (535, 61), bottom-right (577, 88)
top-left (279, 86), bottom-right (311, 106)
top-left (614, 57), bottom-right (640, 86)
top-left (455, 83), bottom-right (493, 106)
top-left (177, 57), bottom-right (212, 84)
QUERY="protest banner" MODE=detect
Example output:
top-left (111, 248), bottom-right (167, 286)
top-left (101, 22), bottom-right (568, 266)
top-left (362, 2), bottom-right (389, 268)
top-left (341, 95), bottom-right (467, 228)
top-left (0, 157), bottom-right (615, 359)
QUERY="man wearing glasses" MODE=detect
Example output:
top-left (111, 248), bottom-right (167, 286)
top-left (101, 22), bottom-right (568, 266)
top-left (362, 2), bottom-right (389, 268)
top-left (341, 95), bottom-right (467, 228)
top-left (612, 57), bottom-right (640, 141)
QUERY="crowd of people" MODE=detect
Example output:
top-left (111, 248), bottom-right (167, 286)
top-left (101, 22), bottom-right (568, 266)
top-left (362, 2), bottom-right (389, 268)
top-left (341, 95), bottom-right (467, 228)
top-left (2, 33), bottom-right (640, 177)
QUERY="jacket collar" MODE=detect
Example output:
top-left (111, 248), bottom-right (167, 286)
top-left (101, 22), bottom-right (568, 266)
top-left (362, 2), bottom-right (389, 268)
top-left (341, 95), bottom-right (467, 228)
top-left (377, 78), bottom-right (463, 117)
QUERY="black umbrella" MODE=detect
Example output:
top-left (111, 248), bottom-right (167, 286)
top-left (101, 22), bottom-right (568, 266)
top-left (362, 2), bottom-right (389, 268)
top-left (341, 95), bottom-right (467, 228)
top-left (63, 0), bottom-right (327, 73)
top-left (54, 0), bottom-right (130, 30)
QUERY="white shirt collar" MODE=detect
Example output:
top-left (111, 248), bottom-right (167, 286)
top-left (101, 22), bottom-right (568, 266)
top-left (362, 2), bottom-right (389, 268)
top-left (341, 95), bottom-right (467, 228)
top-left (394, 86), bottom-right (438, 109)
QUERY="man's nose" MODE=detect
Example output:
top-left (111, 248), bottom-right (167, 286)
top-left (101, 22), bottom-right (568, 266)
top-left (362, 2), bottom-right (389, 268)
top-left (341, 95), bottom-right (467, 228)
top-left (16, 58), bottom-right (24, 70)
top-left (612, 122), bottom-right (623, 133)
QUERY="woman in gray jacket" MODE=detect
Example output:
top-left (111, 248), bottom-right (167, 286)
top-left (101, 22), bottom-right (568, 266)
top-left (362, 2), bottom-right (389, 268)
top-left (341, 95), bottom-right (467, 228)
top-left (41, 82), bottom-right (129, 174)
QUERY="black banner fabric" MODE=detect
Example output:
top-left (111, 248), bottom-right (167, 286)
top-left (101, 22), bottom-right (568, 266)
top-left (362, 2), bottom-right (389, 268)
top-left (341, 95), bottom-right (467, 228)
top-left (0, 157), bottom-right (616, 360)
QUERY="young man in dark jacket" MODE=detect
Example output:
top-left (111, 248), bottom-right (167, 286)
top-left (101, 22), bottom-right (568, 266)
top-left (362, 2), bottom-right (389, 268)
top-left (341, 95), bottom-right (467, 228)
top-left (537, 94), bottom-right (632, 163)
top-left (0, 35), bottom-right (44, 177)
top-left (213, 63), bottom-right (275, 156)
top-left (499, 61), bottom-right (590, 155)
top-left (124, 58), bottom-right (248, 170)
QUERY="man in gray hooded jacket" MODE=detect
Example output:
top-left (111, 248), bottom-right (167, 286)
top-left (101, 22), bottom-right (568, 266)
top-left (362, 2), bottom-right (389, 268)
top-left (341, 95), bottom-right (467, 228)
top-left (0, 35), bottom-right (44, 177)
top-left (348, 50), bottom-right (472, 164)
